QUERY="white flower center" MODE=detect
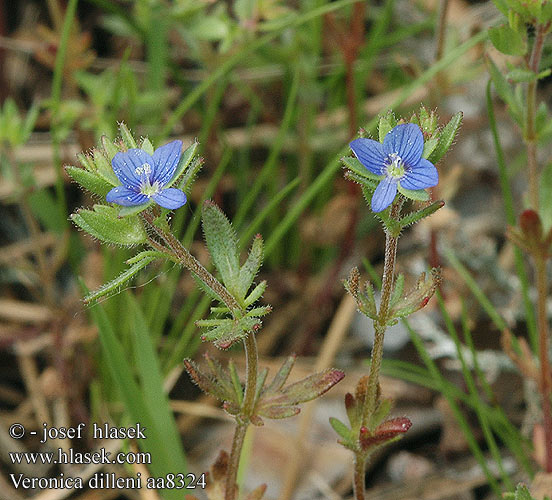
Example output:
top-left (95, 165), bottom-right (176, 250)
top-left (135, 163), bottom-right (152, 177)
top-left (385, 153), bottom-right (405, 179)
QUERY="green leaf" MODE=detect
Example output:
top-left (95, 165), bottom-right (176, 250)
top-left (238, 234), bottom-right (264, 300)
top-left (166, 141), bottom-right (199, 188)
top-left (427, 111), bottom-right (463, 164)
top-left (71, 205), bottom-right (147, 246)
top-left (329, 416), bottom-right (352, 441)
top-left (244, 280), bottom-right (267, 307)
top-left (390, 274), bottom-right (405, 308)
top-left (280, 368), bottom-right (344, 404)
top-left (540, 163), bottom-right (552, 233)
top-left (505, 68), bottom-right (540, 83)
top-left (228, 360), bottom-right (244, 406)
top-left (398, 200), bottom-right (445, 228)
top-left (66, 166), bottom-right (112, 197)
top-left (117, 200), bottom-right (154, 217)
top-left (200, 317), bottom-right (259, 349)
top-left (127, 295), bottom-right (187, 475)
top-left (264, 355), bottom-right (296, 393)
top-left (88, 301), bottom-right (186, 498)
top-left (83, 254), bottom-right (157, 303)
top-left (101, 134), bottom-right (120, 161)
top-left (397, 184), bottom-right (430, 201)
top-left (422, 137), bottom-right (439, 159)
top-left (341, 156), bottom-right (383, 181)
top-left (487, 57), bottom-right (521, 122)
top-left (201, 201), bottom-right (240, 293)
top-left (489, 24), bottom-right (527, 56)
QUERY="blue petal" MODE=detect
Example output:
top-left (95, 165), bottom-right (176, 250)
top-left (383, 124), bottom-right (423, 167)
top-left (112, 149), bottom-right (155, 188)
top-left (399, 158), bottom-right (438, 190)
top-left (106, 186), bottom-right (149, 206)
top-left (152, 140), bottom-right (183, 186)
top-left (371, 178), bottom-right (397, 212)
top-left (349, 138), bottom-right (386, 175)
top-left (152, 188), bottom-right (187, 210)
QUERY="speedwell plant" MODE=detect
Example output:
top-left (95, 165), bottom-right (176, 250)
top-left (333, 107), bottom-right (462, 500)
top-left (68, 123), bottom-right (344, 500)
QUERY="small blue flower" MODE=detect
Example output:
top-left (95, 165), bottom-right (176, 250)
top-left (106, 140), bottom-right (187, 210)
top-left (349, 123), bottom-right (438, 212)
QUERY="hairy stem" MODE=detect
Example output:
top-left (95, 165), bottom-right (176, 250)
top-left (141, 212), bottom-right (240, 312)
top-left (535, 255), bottom-right (552, 472)
top-left (353, 453), bottom-right (366, 500)
top-left (363, 201), bottom-right (401, 426)
top-left (225, 422), bottom-right (247, 500)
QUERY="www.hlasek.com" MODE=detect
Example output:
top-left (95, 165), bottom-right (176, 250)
top-left (7, 422), bottom-right (205, 491)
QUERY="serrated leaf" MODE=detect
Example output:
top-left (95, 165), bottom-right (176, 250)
top-left (183, 359), bottom-right (229, 402)
top-left (280, 368), bottom-right (345, 404)
top-left (487, 57), bottom-right (521, 121)
top-left (167, 141), bottom-right (199, 189)
top-left (397, 184), bottom-right (430, 201)
top-left (238, 234), bottom-right (264, 300)
top-left (264, 355), bottom-right (296, 393)
top-left (66, 166), bottom-right (112, 197)
top-left (83, 254), bottom-right (157, 303)
top-left (201, 317), bottom-right (259, 349)
top-left (202, 201), bottom-right (240, 294)
top-left (489, 24), bottom-right (527, 56)
top-left (427, 111), bottom-right (463, 164)
top-left (390, 274), bottom-right (405, 309)
top-left (341, 156), bottom-right (383, 182)
top-left (244, 280), bottom-right (267, 307)
top-left (258, 405), bottom-right (300, 419)
top-left (329, 416), bottom-right (352, 441)
top-left (228, 360), bottom-right (244, 406)
top-left (71, 205), bottom-right (147, 246)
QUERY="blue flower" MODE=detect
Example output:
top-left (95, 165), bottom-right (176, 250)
top-left (349, 123), bottom-right (438, 212)
top-left (106, 140), bottom-right (187, 210)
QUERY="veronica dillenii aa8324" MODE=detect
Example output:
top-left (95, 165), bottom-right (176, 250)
top-left (350, 123), bottom-right (438, 212)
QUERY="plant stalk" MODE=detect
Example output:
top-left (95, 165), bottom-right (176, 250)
top-left (364, 201), bottom-right (401, 422)
top-left (225, 422), bottom-right (248, 500)
top-left (353, 453), bottom-right (366, 500)
top-left (525, 22), bottom-right (549, 211)
top-left (535, 254), bottom-right (552, 472)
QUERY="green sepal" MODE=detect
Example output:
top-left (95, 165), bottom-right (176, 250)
top-left (397, 184), bottom-right (430, 202)
top-left (378, 111), bottom-right (397, 142)
top-left (92, 148), bottom-right (119, 186)
top-left (416, 105), bottom-right (438, 136)
top-left (178, 156), bottom-right (204, 194)
top-left (83, 253), bottom-right (157, 304)
top-left (489, 24), bottom-right (527, 56)
top-left (126, 250), bottom-right (168, 265)
top-left (71, 205), bottom-right (147, 246)
top-left (166, 141), bottom-right (199, 189)
top-left (246, 305), bottom-right (272, 317)
top-left (244, 280), bottom-right (267, 307)
top-left (202, 201), bottom-right (240, 295)
top-left (347, 172), bottom-right (379, 192)
top-left (65, 166), bottom-right (112, 197)
top-left (141, 137), bottom-right (155, 155)
top-left (101, 134), bottom-right (120, 161)
top-left (427, 111), bottom-right (463, 164)
top-left (422, 137), bottom-right (439, 159)
top-left (341, 156), bottom-right (383, 182)
top-left (119, 122), bottom-right (137, 149)
top-left (238, 234), bottom-right (264, 301)
top-left (117, 200), bottom-right (154, 217)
